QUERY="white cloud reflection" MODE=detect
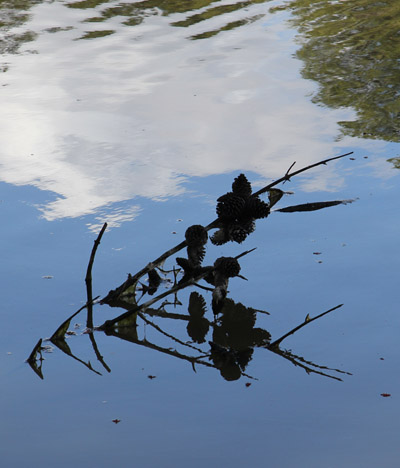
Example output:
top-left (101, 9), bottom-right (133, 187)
top-left (0, 2), bottom-right (385, 227)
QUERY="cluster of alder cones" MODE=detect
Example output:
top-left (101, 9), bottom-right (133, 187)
top-left (211, 174), bottom-right (270, 245)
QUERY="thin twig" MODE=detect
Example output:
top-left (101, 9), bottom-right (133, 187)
top-left (138, 311), bottom-right (204, 353)
top-left (87, 332), bottom-right (111, 373)
top-left (268, 346), bottom-right (344, 381)
top-left (269, 304), bottom-right (343, 348)
top-left (253, 152), bottom-right (353, 198)
top-left (86, 222), bottom-right (107, 328)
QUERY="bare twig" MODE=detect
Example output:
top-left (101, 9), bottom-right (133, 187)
top-left (86, 222), bottom-right (107, 328)
top-left (253, 152), bottom-right (353, 198)
top-left (269, 304), bottom-right (343, 348)
top-left (138, 311), bottom-right (204, 353)
top-left (87, 332), bottom-right (111, 373)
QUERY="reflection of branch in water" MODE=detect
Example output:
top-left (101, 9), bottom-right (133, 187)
top-left (87, 332), bottom-right (111, 374)
top-left (98, 249), bottom-right (255, 330)
top-left (269, 304), bottom-right (343, 348)
top-left (268, 346), bottom-right (348, 382)
top-left (26, 338), bottom-right (44, 380)
top-left (50, 335), bottom-right (102, 376)
top-left (266, 304), bottom-right (350, 381)
top-left (137, 311), bottom-right (204, 354)
top-left (104, 326), bottom-right (214, 371)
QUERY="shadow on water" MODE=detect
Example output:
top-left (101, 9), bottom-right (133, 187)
top-left (270, 0), bottom-right (400, 144)
top-left (27, 154), bottom-right (354, 382)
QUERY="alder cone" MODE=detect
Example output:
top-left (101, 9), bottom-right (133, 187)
top-left (216, 193), bottom-right (245, 220)
top-left (228, 224), bottom-right (248, 244)
top-left (232, 174), bottom-right (252, 199)
top-left (210, 228), bottom-right (229, 246)
top-left (245, 197), bottom-right (270, 219)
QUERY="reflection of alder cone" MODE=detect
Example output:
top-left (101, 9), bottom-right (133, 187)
top-left (187, 244), bottom-right (206, 266)
top-left (185, 224), bottom-right (208, 247)
top-left (214, 257), bottom-right (241, 278)
top-left (185, 224), bottom-right (208, 266)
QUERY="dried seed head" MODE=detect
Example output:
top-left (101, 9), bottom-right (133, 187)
top-left (187, 244), bottom-right (206, 266)
top-left (232, 174), bottom-right (252, 199)
top-left (228, 224), bottom-right (248, 244)
top-left (210, 228), bottom-right (229, 246)
top-left (185, 224), bottom-right (208, 247)
top-left (216, 193), bottom-right (245, 221)
top-left (214, 257), bottom-right (241, 278)
top-left (245, 197), bottom-right (270, 219)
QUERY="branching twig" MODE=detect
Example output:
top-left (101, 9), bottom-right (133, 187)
top-left (252, 152), bottom-right (353, 198)
top-left (269, 304), bottom-right (343, 348)
top-left (98, 249), bottom-right (255, 330)
top-left (101, 153), bottom-right (352, 304)
top-left (138, 311), bottom-right (204, 353)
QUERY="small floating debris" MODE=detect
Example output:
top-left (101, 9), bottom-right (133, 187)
top-left (381, 393), bottom-right (391, 398)
top-left (147, 375), bottom-right (156, 379)
top-left (112, 419), bottom-right (121, 424)
top-left (42, 345), bottom-right (54, 353)
top-left (42, 275), bottom-right (53, 279)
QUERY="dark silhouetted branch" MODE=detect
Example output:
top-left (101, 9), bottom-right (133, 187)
top-left (269, 304), bottom-right (343, 348)
top-left (86, 222), bottom-right (107, 328)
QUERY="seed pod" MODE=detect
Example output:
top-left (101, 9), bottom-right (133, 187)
top-left (216, 192), bottom-right (245, 221)
top-left (187, 244), bottom-right (206, 267)
top-left (185, 224), bottom-right (208, 247)
top-left (240, 218), bottom-right (256, 235)
top-left (232, 174), bottom-right (252, 199)
top-left (214, 257), bottom-right (241, 278)
top-left (245, 196), bottom-right (270, 219)
top-left (228, 224), bottom-right (248, 244)
top-left (210, 228), bottom-right (229, 246)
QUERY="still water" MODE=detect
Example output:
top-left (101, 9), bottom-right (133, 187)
top-left (1, 0), bottom-right (400, 466)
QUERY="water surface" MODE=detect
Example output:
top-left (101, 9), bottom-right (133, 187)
top-left (1, 0), bottom-right (400, 466)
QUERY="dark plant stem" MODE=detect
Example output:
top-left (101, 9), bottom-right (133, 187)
top-left (86, 222), bottom-right (107, 328)
top-left (269, 304), bottom-right (343, 348)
